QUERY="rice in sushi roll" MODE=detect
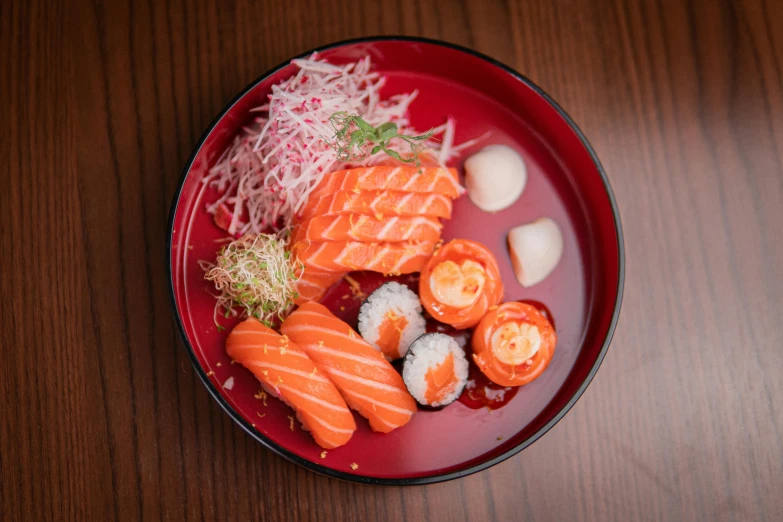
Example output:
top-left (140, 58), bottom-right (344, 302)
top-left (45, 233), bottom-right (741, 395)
top-left (402, 333), bottom-right (469, 408)
top-left (358, 282), bottom-right (426, 361)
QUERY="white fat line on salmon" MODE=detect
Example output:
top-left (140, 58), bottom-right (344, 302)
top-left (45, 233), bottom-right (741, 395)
top-left (425, 173), bottom-right (441, 194)
top-left (285, 333), bottom-right (387, 369)
top-left (276, 384), bottom-right (348, 412)
top-left (390, 247), bottom-right (421, 273)
top-left (400, 168), bottom-right (423, 191)
top-left (357, 411), bottom-right (399, 431)
top-left (422, 194), bottom-right (436, 214)
top-left (376, 218), bottom-right (398, 241)
top-left (295, 278), bottom-right (323, 289)
top-left (402, 223), bottom-right (416, 241)
top-left (351, 215), bottom-right (371, 239)
top-left (403, 217), bottom-right (438, 240)
top-left (394, 191), bottom-right (415, 213)
top-left (295, 277), bottom-right (324, 290)
top-left (297, 289), bottom-right (321, 300)
top-left (300, 289), bottom-right (325, 300)
top-left (299, 412), bottom-right (355, 435)
top-left (308, 341), bottom-right (389, 369)
top-left (326, 368), bottom-right (411, 396)
top-left (439, 168), bottom-right (460, 191)
top-left (367, 194), bottom-right (381, 214)
top-left (383, 168), bottom-right (401, 189)
top-left (321, 215), bottom-right (341, 239)
top-left (367, 244), bottom-right (391, 271)
top-left (432, 194), bottom-right (454, 218)
top-left (301, 243), bottom-right (331, 273)
top-left (230, 331), bottom-right (291, 343)
top-left (419, 216), bottom-right (442, 231)
top-left (286, 312), bottom-right (374, 341)
top-left (334, 173), bottom-right (354, 193)
top-left (230, 341), bottom-right (309, 359)
top-left (332, 242), bottom-right (353, 267)
top-left (342, 389), bottom-right (415, 416)
top-left (247, 362), bottom-right (332, 384)
top-left (376, 418), bottom-right (400, 430)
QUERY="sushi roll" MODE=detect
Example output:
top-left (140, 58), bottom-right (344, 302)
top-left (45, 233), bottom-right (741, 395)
top-left (472, 301), bottom-right (556, 387)
top-left (419, 239), bottom-right (504, 329)
top-left (357, 282), bottom-right (427, 361)
top-left (402, 333), bottom-right (469, 408)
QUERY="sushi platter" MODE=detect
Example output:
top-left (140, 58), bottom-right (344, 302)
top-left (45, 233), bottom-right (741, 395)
top-left (168, 37), bottom-right (623, 483)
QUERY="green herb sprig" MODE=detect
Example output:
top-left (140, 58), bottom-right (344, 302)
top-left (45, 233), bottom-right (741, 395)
top-left (328, 112), bottom-right (434, 169)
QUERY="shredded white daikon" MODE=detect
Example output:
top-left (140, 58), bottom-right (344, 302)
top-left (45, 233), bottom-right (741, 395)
top-left (202, 55), bottom-right (465, 234)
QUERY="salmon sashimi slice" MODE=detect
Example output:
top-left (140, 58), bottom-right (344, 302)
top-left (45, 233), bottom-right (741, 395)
top-left (299, 190), bottom-right (453, 220)
top-left (293, 215), bottom-right (442, 244)
top-left (281, 302), bottom-right (417, 433)
top-left (293, 268), bottom-right (345, 304)
top-left (292, 240), bottom-right (437, 274)
top-left (308, 166), bottom-right (463, 201)
top-left (225, 318), bottom-right (356, 448)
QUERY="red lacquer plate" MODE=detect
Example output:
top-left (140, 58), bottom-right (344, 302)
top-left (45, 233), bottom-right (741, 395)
top-left (167, 37), bottom-right (624, 485)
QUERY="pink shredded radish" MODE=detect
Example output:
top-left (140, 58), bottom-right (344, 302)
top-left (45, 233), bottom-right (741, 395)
top-left (202, 55), bottom-right (470, 234)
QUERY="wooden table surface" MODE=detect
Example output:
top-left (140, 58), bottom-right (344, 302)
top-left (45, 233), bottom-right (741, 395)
top-left (2, 0), bottom-right (782, 520)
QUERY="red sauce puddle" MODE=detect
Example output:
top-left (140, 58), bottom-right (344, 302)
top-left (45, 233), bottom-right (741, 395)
top-left (458, 362), bottom-right (520, 410)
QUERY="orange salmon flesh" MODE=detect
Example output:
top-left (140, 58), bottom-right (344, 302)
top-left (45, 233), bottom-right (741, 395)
top-left (281, 302), bottom-right (417, 433)
top-left (309, 166), bottom-right (462, 201)
top-left (292, 240), bottom-right (436, 274)
top-left (424, 353), bottom-right (459, 404)
top-left (300, 190), bottom-right (453, 220)
top-left (225, 319), bottom-right (356, 448)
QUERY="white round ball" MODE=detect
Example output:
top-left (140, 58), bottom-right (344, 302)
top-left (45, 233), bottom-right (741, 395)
top-left (464, 144), bottom-right (527, 212)
top-left (507, 217), bottom-right (564, 287)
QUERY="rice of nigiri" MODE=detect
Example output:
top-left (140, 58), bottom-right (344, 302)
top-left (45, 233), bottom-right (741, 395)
top-left (358, 282), bottom-right (426, 361)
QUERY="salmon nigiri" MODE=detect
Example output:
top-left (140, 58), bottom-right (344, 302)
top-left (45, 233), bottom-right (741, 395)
top-left (292, 215), bottom-right (442, 244)
top-left (226, 318), bottom-right (356, 448)
top-left (281, 302), bottom-right (418, 433)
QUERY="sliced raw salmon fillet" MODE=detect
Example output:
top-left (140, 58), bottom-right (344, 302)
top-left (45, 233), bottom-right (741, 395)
top-left (293, 268), bottom-right (345, 305)
top-left (299, 190), bottom-right (453, 220)
top-left (225, 318), bottom-right (356, 449)
top-left (281, 302), bottom-right (417, 433)
top-left (292, 240), bottom-right (436, 274)
top-left (292, 215), bottom-right (442, 244)
top-left (309, 166), bottom-right (462, 200)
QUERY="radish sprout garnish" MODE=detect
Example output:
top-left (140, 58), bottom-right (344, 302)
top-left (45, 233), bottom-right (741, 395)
top-left (201, 233), bottom-right (303, 330)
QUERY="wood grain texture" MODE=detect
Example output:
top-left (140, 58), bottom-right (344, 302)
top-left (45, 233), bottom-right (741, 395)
top-left (2, 0), bottom-right (782, 520)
